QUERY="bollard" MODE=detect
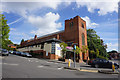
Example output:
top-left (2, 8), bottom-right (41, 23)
top-left (112, 62), bottom-right (115, 72)
top-left (68, 59), bottom-right (71, 67)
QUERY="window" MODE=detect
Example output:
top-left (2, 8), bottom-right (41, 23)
top-left (38, 45), bottom-right (40, 47)
top-left (82, 33), bottom-right (85, 45)
top-left (51, 42), bottom-right (55, 54)
top-left (82, 22), bottom-right (84, 28)
top-left (41, 43), bottom-right (44, 49)
top-left (69, 22), bottom-right (74, 27)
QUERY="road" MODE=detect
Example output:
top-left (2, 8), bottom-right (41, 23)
top-left (1, 54), bottom-right (119, 78)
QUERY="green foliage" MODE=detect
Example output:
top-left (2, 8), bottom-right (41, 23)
top-left (96, 49), bottom-right (99, 57)
top-left (90, 50), bottom-right (95, 59)
top-left (0, 14), bottom-right (13, 50)
top-left (87, 29), bottom-right (107, 59)
top-left (97, 55), bottom-right (108, 60)
top-left (20, 39), bottom-right (24, 43)
top-left (14, 44), bottom-right (20, 48)
top-left (74, 46), bottom-right (81, 59)
top-left (81, 45), bottom-right (88, 53)
top-left (60, 42), bottom-right (68, 59)
top-left (74, 46), bottom-right (81, 54)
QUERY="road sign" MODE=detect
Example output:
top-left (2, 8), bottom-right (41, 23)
top-left (74, 45), bottom-right (76, 50)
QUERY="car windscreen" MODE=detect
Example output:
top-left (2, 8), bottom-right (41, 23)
top-left (2, 50), bottom-right (7, 52)
top-left (25, 53), bottom-right (29, 55)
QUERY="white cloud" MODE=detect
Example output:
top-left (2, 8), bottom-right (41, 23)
top-left (1, 1), bottom-right (119, 16)
top-left (1, 2), bottom-right (62, 17)
top-left (106, 43), bottom-right (118, 52)
top-left (81, 16), bottom-right (99, 28)
top-left (28, 12), bottom-right (62, 36)
top-left (76, 0), bottom-right (119, 15)
top-left (10, 28), bottom-right (16, 31)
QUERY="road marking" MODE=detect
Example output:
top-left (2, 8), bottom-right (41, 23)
top-left (28, 60), bottom-right (32, 62)
top-left (55, 63), bottom-right (58, 64)
top-left (3, 63), bottom-right (19, 66)
top-left (47, 62), bottom-right (52, 63)
top-left (0, 57), bottom-right (4, 59)
top-left (111, 74), bottom-right (118, 75)
top-left (36, 61), bottom-right (39, 62)
top-left (58, 67), bottom-right (63, 70)
top-left (80, 69), bottom-right (98, 73)
top-left (37, 65), bottom-right (63, 70)
top-left (30, 61), bottom-right (33, 62)
top-left (37, 66), bottom-right (44, 68)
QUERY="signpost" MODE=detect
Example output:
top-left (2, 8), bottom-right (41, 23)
top-left (74, 45), bottom-right (76, 68)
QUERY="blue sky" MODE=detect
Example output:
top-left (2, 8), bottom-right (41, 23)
top-left (1, 0), bottom-right (119, 52)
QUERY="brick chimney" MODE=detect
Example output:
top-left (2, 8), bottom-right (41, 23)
top-left (34, 35), bottom-right (37, 40)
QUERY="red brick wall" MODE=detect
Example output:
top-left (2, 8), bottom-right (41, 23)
top-left (77, 16), bottom-right (88, 60)
top-left (64, 16), bottom-right (88, 60)
top-left (64, 16), bottom-right (79, 43)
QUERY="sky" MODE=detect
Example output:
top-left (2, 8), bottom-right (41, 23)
top-left (1, 0), bottom-right (119, 52)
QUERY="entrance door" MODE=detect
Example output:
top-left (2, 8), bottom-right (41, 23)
top-left (82, 53), bottom-right (85, 60)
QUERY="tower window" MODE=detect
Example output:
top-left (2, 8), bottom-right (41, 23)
top-left (82, 33), bottom-right (85, 45)
top-left (82, 23), bottom-right (84, 28)
top-left (69, 22), bottom-right (74, 27)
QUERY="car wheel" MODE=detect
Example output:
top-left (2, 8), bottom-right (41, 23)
top-left (95, 64), bottom-right (99, 68)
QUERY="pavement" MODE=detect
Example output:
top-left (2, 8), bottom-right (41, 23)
top-left (2, 54), bottom-right (119, 78)
top-left (48, 59), bottom-right (120, 74)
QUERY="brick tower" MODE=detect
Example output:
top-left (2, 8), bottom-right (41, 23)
top-left (64, 16), bottom-right (89, 62)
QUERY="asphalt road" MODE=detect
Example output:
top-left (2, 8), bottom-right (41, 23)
top-left (1, 54), bottom-right (119, 78)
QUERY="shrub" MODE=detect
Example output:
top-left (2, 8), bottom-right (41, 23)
top-left (58, 58), bottom-right (65, 61)
top-left (98, 55), bottom-right (108, 60)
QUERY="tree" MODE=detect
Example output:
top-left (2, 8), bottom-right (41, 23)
top-left (0, 14), bottom-right (12, 49)
top-left (81, 45), bottom-right (89, 60)
top-left (74, 46), bottom-right (81, 60)
top-left (87, 29), bottom-right (108, 59)
top-left (81, 45), bottom-right (88, 54)
top-left (96, 49), bottom-right (99, 57)
top-left (20, 39), bottom-right (24, 43)
top-left (60, 42), bottom-right (68, 59)
top-left (90, 50), bottom-right (95, 59)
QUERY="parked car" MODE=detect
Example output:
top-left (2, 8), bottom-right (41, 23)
top-left (21, 52), bottom-right (32, 57)
top-left (13, 51), bottom-right (17, 55)
top-left (0, 48), bottom-right (2, 54)
top-left (16, 51), bottom-right (21, 55)
top-left (88, 58), bottom-right (119, 69)
top-left (2, 49), bottom-right (9, 56)
top-left (9, 50), bottom-right (14, 54)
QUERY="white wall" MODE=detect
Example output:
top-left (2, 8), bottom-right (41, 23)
top-left (17, 44), bottom-right (41, 52)
top-left (55, 43), bottom-right (62, 57)
top-left (18, 43), bottom-right (52, 53)
top-left (44, 43), bottom-right (51, 53)
top-left (17, 47), bottom-right (28, 52)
